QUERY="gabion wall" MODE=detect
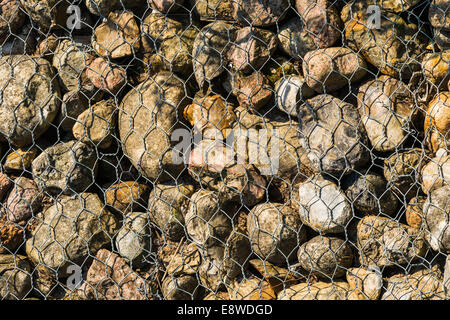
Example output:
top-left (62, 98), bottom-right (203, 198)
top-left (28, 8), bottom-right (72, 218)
top-left (0, 0), bottom-right (449, 300)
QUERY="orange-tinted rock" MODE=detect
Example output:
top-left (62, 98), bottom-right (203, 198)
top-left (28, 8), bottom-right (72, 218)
top-left (232, 72), bottom-right (273, 113)
top-left (86, 57), bottom-right (126, 94)
top-left (0, 173), bottom-right (12, 201)
top-left (425, 92), bottom-right (450, 152)
top-left (105, 181), bottom-right (149, 214)
top-left (406, 196), bottom-right (426, 229)
top-left (0, 219), bottom-right (25, 253)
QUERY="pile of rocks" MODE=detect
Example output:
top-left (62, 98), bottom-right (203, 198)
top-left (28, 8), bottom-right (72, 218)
top-left (0, 0), bottom-right (449, 300)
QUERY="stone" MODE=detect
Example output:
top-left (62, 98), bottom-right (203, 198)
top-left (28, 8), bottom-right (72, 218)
top-left (32, 141), bottom-right (97, 195)
top-left (142, 12), bottom-right (199, 74)
top-left (85, 0), bottom-right (147, 16)
top-left (298, 235), bottom-right (353, 279)
top-left (19, 0), bottom-right (69, 30)
top-left (25, 193), bottom-right (119, 277)
top-left (72, 99), bottom-right (118, 149)
top-left (357, 215), bottom-right (427, 268)
top-left (0, 173), bottom-right (12, 201)
top-left (0, 55), bottom-right (61, 147)
top-left (148, 0), bottom-right (184, 12)
top-left (274, 75), bottom-right (315, 118)
top-left (233, 0), bottom-right (289, 27)
top-left (183, 94), bottom-right (236, 139)
top-left (249, 259), bottom-right (299, 293)
top-left (384, 148), bottom-right (431, 200)
top-left (52, 38), bottom-right (95, 94)
top-left (85, 57), bottom-right (126, 94)
top-left (0, 24), bottom-right (36, 55)
top-left (190, 0), bottom-right (234, 21)
top-left (296, 0), bottom-right (342, 49)
top-left (429, 0), bottom-right (450, 29)
top-left (3, 177), bottom-right (42, 223)
top-left (264, 57), bottom-right (300, 85)
top-left (93, 11), bottom-right (141, 59)
top-left (298, 175), bottom-right (353, 234)
top-left (56, 91), bottom-right (90, 132)
top-left (148, 181), bottom-right (195, 241)
top-left (0, 219), bottom-right (25, 253)
top-left (34, 34), bottom-right (59, 59)
top-left (422, 51), bottom-right (450, 90)
top-left (192, 21), bottom-right (237, 89)
top-left (342, 9), bottom-right (426, 78)
top-left (228, 276), bottom-right (276, 300)
top-left (0, 0), bottom-right (25, 43)
top-left (0, 254), bottom-right (32, 300)
top-left (346, 267), bottom-right (383, 300)
top-left (277, 17), bottom-right (317, 60)
top-left (279, 281), bottom-right (350, 300)
top-left (115, 212), bottom-right (152, 267)
top-left (185, 189), bottom-right (234, 247)
top-left (232, 72), bottom-right (273, 113)
top-left (344, 172), bottom-right (398, 216)
top-left (204, 291), bottom-right (229, 300)
top-left (358, 76), bottom-right (420, 152)
top-left (105, 181), bottom-right (149, 215)
top-left (81, 249), bottom-right (150, 300)
top-left (421, 151), bottom-right (449, 194)
top-left (303, 47), bottom-right (367, 93)
top-left (444, 256), bottom-right (450, 294)
top-left (434, 28), bottom-right (450, 50)
top-left (298, 94), bottom-right (370, 177)
top-left (227, 26), bottom-right (277, 73)
top-left (406, 196), bottom-right (427, 229)
top-left (3, 147), bottom-right (38, 171)
top-left (119, 71), bottom-right (189, 182)
top-left (162, 274), bottom-right (199, 300)
top-left (423, 185), bottom-right (450, 252)
top-left (382, 266), bottom-right (445, 300)
top-left (424, 92), bottom-right (450, 153)
top-left (165, 242), bottom-right (201, 277)
top-left (247, 202), bottom-right (306, 265)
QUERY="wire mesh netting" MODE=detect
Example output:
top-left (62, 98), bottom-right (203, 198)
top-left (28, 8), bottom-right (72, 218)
top-left (0, 0), bottom-right (449, 300)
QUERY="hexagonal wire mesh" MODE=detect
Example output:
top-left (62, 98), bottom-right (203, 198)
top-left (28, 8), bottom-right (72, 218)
top-left (0, 0), bottom-right (449, 300)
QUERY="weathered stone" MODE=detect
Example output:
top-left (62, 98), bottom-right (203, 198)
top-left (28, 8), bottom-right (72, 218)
top-left (298, 235), bottom-right (353, 279)
top-left (0, 0), bottom-right (25, 43)
top-left (162, 274), bottom-right (199, 300)
top-left (425, 92), bottom-right (450, 153)
top-left (34, 34), bottom-right (59, 59)
top-left (429, 0), bottom-right (450, 29)
top-left (56, 91), bottom-right (90, 132)
top-left (105, 181), bottom-right (149, 215)
top-left (86, 0), bottom-right (146, 16)
top-left (422, 51), bottom-right (450, 90)
top-left (165, 242), bottom-right (201, 277)
top-left (0, 55), bottom-right (61, 147)
top-left (357, 215), bottom-right (427, 268)
top-left (346, 267), bottom-right (383, 300)
top-left (0, 24), bottom-right (36, 55)
top-left (277, 17), bottom-right (317, 59)
top-left (148, 0), bottom-right (184, 12)
top-left (358, 76), bottom-right (420, 152)
top-left (19, 0), bottom-right (69, 30)
top-left (406, 196), bottom-right (427, 229)
top-left (3, 147), bottom-right (38, 172)
top-left (227, 26), bottom-right (277, 72)
top-left (73, 100), bottom-right (118, 149)
top-left (228, 276), bottom-right (276, 300)
top-left (190, 0), bottom-right (234, 21)
top-left (298, 94), bottom-right (370, 177)
top-left (25, 193), bottom-right (119, 277)
top-left (81, 249), bottom-right (149, 300)
top-left (85, 57), bottom-right (126, 94)
top-left (423, 185), bottom-right (450, 252)
top-left (184, 94), bottom-right (236, 139)
top-left (296, 0), bottom-right (342, 49)
top-left (444, 255), bottom-right (450, 294)
top-left (247, 202), bottom-right (306, 265)
top-left (116, 212), bottom-right (152, 267)
top-left (93, 11), bottom-right (141, 59)
top-left (0, 219), bottom-right (25, 253)
top-left (384, 148), bottom-right (431, 200)
top-left (0, 254), bottom-right (32, 300)
top-left (32, 141), bottom-right (97, 194)
top-left (279, 281), bottom-right (350, 300)
top-left (421, 150), bottom-right (449, 194)
top-left (233, 0), bottom-right (288, 27)
top-left (148, 181), bottom-right (195, 241)
top-left (0, 173), bottom-right (12, 201)
top-left (3, 177), bottom-right (42, 223)
top-left (274, 75), bottom-right (315, 117)
top-left (249, 259), bottom-right (299, 293)
top-left (192, 21), bottom-right (237, 89)
top-left (264, 57), bottom-right (300, 85)
top-left (303, 47), bottom-right (367, 93)
top-left (119, 71), bottom-right (189, 182)
top-left (232, 72), bottom-right (273, 112)
top-left (434, 27), bottom-right (450, 50)
top-left (344, 172), bottom-right (398, 216)
top-left (382, 266), bottom-right (445, 300)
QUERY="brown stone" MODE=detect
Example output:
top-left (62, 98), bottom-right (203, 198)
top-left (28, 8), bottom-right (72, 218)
top-left (425, 92), bottom-right (450, 152)
top-left (0, 172), bottom-right (13, 201)
top-left (422, 51), bottom-right (450, 90)
top-left (406, 196), bottom-right (427, 229)
top-left (421, 150), bottom-right (449, 194)
top-left (233, 0), bottom-right (289, 27)
top-left (3, 177), bottom-right (43, 223)
top-left (86, 57), bottom-right (126, 94)
top-left (232, 72), bottom-right (273, 113)
top-left (346, 267), bottom-right (383, 300)
top-left (3, 147), bottom-right (38, 171)
top-left (0, 219), bottom-right (25, 254)
top-left (105, 181), bottom-right (149, 214)
top-left (0, 0), bottom-right (26, 43)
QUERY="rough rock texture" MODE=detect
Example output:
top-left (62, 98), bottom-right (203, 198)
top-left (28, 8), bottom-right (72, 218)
top-left (423, 185), bottom-right (450, 252)
top-left (56, 91), bottom-right (90, 132)
top-left (0, 219), bottom-right (25, 253)
top-left (0, 0), bottom-right (25, 43)
top-left (0, 254), bottom-right (32, 300)
top-left (425, 92), bottom-right (450, 153)
top-left (2, 177), bottom-right (42, 223)
top-left (190, 0), bottom-right (234, 21)
top-left (231, 72), bottom-right (273, 112)
top-left (0, 55), bottom-right (61, 147)
top-left (279, 281), bottom-right (350, 300)
top-left (228, 276), bottom-right (276, 300)
top-left (358, 76), bottom-right (421, 152)
top-left (233, 0), bottom-right (289, 27)
top-left (72, 99), bottom-right (118, 149)
top-left (421, 151), bottom-right (449, 194)
top-left (85, 57), bottom-right (126, 94)
top-left (275, 75), bottom-right (315, 117)
top-left (105, 181), bottom-right (149, 215)
top-left (119, 71), bottom-right (189, 182)
top-left (277, 17), bottom-right (317, 60)
top-left (346, 267), bottom-right (383, 300)
top-left (3, 147), bottom-right (38, 172)
top-left (0, 173), bottom-right (12, 201)
top-left (297, 235), bottom-right (353, 279)
top-left (32, 141), bottom-right (98, 194)
top-left (405, 196), bottom-right (427, 229)
top-left (148, 181), bottom-right (195, 241)
top-left (247, 202), bottom-right (306, 265)
top-left (162, 274), bottom-right (198, 300)
top-left (19, 0), bottom-right (69, 30)
top-left (422, 51), bottom-right (450, 90)
top-left (357, 215), bottom-right (427, 268)
top-left (25, 193), bottom-right (119, 277)
top-left (86, 0), bottom-right (147, 16)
